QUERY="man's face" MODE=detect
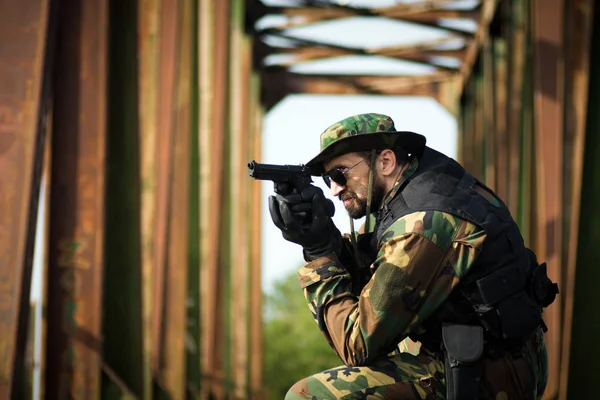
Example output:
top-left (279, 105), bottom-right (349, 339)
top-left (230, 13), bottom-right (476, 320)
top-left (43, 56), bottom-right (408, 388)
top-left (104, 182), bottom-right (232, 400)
top-left (322, 152), bottom-right (387, 219)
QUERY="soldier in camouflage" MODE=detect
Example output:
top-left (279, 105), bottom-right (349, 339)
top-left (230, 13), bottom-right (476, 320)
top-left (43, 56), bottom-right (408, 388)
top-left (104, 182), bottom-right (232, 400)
top-left (268, 113), bottom-right (557, 399)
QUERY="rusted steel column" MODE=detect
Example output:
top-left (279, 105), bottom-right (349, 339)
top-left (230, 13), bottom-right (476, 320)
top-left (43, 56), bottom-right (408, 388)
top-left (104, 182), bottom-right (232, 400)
top-left (559, 1), bottom-right (594, 398)
top-left (492, 13), bottom-right (508, 203)
top-left (567, 3), bottom-right (600, 396)
top-left (187, 0), bottom-right (202, 396)
top-left (248, 72), bottom-right (264, 399)
top-left (152, 0), bottom-right (179, 381)
top-left (198, 0), bottom-right (217, 396)
top-left (23, 302), bottom-right (37, 398)
top-left (473, 72), bottom-right (485, 181)
top-left (38, 130), bottom-right (52, 400)
top-left (518, 57), bottom-right (534, 244)
top-left (455, 0), bottom-right (499, 100)
top-left (434, 80), bottom-right (460, 119)
top-left (456, 102), bottom-right (465, 169)
top-left (138, 0), bottom-right (160, 397)
top-left (531, 0), bottom-right (565, 397)
top-left (461, 82), bottom-right (477, 174)
top-left (506, 0), bottom-right (527, 218)
top-left (482, 35), bottom-right (496, 188)
top-left (44, 0), bottom-right (109, 398)
top-left (229, 0), bottom-right (251, 395)
top-left (203, 0), bottom-right (231, 397)
top-left (0, 0), bottom-right (55, 397)
top-left (160, 0), bottom-right (192, 396)
top-left (101, 0), bottom-right (147, 396)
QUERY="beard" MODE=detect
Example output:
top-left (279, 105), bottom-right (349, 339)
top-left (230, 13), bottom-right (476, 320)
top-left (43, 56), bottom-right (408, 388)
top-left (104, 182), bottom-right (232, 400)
top-left (339, 176), bottom-right (387, 219)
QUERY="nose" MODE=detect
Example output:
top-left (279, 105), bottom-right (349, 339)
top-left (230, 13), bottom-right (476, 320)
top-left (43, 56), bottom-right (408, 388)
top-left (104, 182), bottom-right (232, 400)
top-left (330, 180), bottom-right (345, 197)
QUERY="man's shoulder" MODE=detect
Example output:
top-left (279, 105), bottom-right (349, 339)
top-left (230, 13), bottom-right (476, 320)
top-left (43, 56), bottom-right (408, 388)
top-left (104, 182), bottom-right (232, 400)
top-left (380, 210), bottom-right (482, 250)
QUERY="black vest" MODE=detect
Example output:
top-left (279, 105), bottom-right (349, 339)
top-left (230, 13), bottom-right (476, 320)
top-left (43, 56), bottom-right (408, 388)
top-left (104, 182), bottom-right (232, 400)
top-left (366, 147), bottom-right (556, 350)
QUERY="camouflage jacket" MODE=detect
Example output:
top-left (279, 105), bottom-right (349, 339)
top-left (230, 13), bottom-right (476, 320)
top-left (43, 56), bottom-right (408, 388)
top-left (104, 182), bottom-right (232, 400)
top-left (297, 157), bottom-right (487, 366)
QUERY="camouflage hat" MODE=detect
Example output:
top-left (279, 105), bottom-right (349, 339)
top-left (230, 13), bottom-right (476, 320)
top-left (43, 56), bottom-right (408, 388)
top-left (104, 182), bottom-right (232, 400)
top-left (305, 113), bottom-right (426, 175)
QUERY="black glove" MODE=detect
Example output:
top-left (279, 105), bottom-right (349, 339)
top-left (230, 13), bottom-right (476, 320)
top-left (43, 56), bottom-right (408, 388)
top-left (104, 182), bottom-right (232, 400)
top-left (268, 185), bottom-right (341, 261)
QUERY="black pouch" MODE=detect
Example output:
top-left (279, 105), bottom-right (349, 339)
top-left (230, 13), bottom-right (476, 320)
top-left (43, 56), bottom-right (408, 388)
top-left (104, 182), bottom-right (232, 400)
top-left (339, 233), bottom-right (376, 295)
top-left (442, 324), bottom-right (485, 400)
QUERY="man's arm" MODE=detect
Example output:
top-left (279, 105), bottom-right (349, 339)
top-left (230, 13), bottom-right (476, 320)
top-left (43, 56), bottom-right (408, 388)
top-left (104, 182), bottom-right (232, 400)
top-left (298, 211), bottom-right (486, 366)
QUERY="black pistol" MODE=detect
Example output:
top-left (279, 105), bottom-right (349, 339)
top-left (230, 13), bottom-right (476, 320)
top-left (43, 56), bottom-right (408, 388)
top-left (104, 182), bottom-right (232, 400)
top-left (247, 160), bottom-right (313, 196)
top-left (247, 160), bottom-right (334, 217)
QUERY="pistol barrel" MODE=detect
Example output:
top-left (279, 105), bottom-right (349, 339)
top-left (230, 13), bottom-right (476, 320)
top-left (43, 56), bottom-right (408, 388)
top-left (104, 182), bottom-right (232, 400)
top-left (247, 160), bottom-right (309, 181)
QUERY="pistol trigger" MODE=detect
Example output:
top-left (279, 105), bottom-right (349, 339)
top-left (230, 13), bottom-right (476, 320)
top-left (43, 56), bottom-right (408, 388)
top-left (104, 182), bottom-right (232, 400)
top-left (289, 203), bottom-right (311, 214)
top-left (325, 199), bottom-right (335, 217)
top-left (285, 193), bottom-right (303, 204)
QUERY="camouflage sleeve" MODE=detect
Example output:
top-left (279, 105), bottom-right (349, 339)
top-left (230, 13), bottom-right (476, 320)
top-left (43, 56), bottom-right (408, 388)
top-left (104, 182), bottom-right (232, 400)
top-left (297, 211), bottom-right (487, 366)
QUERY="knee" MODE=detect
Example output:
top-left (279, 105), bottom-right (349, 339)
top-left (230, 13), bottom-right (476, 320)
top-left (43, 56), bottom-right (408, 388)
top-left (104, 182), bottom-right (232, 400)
top-left (284, 377), bottom-right (311, 400)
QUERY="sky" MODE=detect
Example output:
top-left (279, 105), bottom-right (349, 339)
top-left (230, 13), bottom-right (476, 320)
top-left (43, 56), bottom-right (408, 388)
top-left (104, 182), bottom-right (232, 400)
top-left (22, 3), bottom-right (461, 396)
top-left (256, 0), bottom-right (468, 290)
top-left (260, 95), bottom-right (457, 290)
top-left (26, 3), bottom-right (470, 295)
top-left (25, 97), bottom-right (456, 397)
top-left (19, 2), bottom-right (466, 397)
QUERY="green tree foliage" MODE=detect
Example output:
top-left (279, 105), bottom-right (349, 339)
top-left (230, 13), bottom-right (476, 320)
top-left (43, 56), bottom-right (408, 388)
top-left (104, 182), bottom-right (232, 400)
top-left (263, 270), bottom-right (342, 399)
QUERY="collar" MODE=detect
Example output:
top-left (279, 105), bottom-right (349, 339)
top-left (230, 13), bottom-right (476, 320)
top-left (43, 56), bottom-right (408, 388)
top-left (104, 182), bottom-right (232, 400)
top-left (379, 155), bottom-right (419, 210)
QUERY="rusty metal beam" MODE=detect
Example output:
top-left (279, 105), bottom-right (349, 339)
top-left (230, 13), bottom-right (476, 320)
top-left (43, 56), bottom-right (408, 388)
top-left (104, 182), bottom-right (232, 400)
top-left (161, 0), bottom-right (192, 393)
top-left (204, 0), bottom-right (232, 397)
top-left (101, 0), bottom-right (147, 396)
top-left (492, 51), bottom-right (507, 194)
top-left (559, 1), bottom-right (594, 398)
top-left (433, 79), bottom-right (460, 116)
top-left (506, 0), bottom-right (526, 219)
top-left (264, 70), bottom-right (453, 83)
top-left (482, 34), bottom-right (495, 188)
top-left (275, 49), bottom-right (461, 71)
top-left (137, 0), bottom-right (160, 396)
top-left (248, 72), bottom-right (263, 400)
top-left (387, 9), bottom-right (481, 22)
top-left (272, 41), bottom-right (468, 68)
top-left (156, 0), bottom-right (192, 397)
top-left (198, 0), bottom-right (216, 397)
top-left (229, 0), bottom-right (253, 397)
top-left (44, 0), bottom-right (109, 398)
top-left (267, 15), bottom-right (474, 41)
top-left (0, 0), bottom-right (56, 397)
top-left (270, 1), bottom-right (478, 30)
top-left (262, 71), bottom-right (451, 101)
top-left (401, 20), bottom-right (477, 39)
top-left (375, 37), bottom-right (468, 59)
top-left (458, 80), bottom-right (476, 173)
top-left (152, 0), bottom-right (179, 382)
top-left (261, 31), bottom-right (462, 71)
top-left (473, 69), bottom-right (485, 181)
top-left (301, 77), bottom-right (444, 97)
top-left (252, 3), bottom-right (488, 106)
top-left (455, 0), bottom-right (498, 100)
top-left (532, 1), bottom-right (565, 398)
top-left (38, 122), bottom-right (52, 400)
top-left (566, 4), bottom-right (600, 397)
top-left (186, 0), bottom-right (202, 396)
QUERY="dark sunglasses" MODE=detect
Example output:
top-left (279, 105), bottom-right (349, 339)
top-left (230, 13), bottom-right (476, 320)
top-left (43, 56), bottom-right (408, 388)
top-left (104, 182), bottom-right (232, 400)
top-left (322, 158), bottom-right (366, 188)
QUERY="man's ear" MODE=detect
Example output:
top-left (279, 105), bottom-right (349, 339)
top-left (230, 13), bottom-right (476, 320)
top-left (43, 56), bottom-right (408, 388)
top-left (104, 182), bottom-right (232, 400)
top-left (378, 149), bottom-right (397, 176)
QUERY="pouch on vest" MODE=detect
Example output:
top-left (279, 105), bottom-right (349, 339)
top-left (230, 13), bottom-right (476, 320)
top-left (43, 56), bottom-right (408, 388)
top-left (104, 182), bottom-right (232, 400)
top-left (338, 232), bottom-right (376, 295)
top-left (442, 324), bottom-right (484, 400)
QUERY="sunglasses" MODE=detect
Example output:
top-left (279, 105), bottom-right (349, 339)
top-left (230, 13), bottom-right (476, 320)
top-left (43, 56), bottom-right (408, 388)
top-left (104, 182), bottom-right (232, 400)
top-left (322, 158), bottom-right (366, 188)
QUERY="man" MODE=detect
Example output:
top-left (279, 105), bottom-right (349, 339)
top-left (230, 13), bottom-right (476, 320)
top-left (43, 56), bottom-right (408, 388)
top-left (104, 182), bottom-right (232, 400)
top-left (268, 113), bottom-right (558, 400)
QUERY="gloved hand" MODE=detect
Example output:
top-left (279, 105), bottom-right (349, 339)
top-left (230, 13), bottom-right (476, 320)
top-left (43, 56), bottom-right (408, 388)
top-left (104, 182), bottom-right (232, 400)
top-left (269, 185), bottom-right (342, 260)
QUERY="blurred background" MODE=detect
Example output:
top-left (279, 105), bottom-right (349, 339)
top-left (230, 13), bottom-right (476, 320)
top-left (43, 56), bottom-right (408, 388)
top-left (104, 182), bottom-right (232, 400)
top-left (0, 0), bottom-right (598, 398)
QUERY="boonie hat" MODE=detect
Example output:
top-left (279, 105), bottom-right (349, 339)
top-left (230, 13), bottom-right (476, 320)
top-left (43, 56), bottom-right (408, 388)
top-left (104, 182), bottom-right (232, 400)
top-left (305, 113), bottom-right (426, 175)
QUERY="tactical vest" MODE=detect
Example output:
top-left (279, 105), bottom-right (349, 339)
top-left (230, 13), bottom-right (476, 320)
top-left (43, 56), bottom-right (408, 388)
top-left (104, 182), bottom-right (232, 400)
top-left (367, 147), bottom-right (557, 351)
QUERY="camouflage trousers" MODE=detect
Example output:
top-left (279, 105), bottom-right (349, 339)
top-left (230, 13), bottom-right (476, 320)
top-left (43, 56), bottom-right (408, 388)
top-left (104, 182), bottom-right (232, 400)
top-left (284, 351), bottom-right (446, 400)
top-left (284, 333), bottom-right (548, 400)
